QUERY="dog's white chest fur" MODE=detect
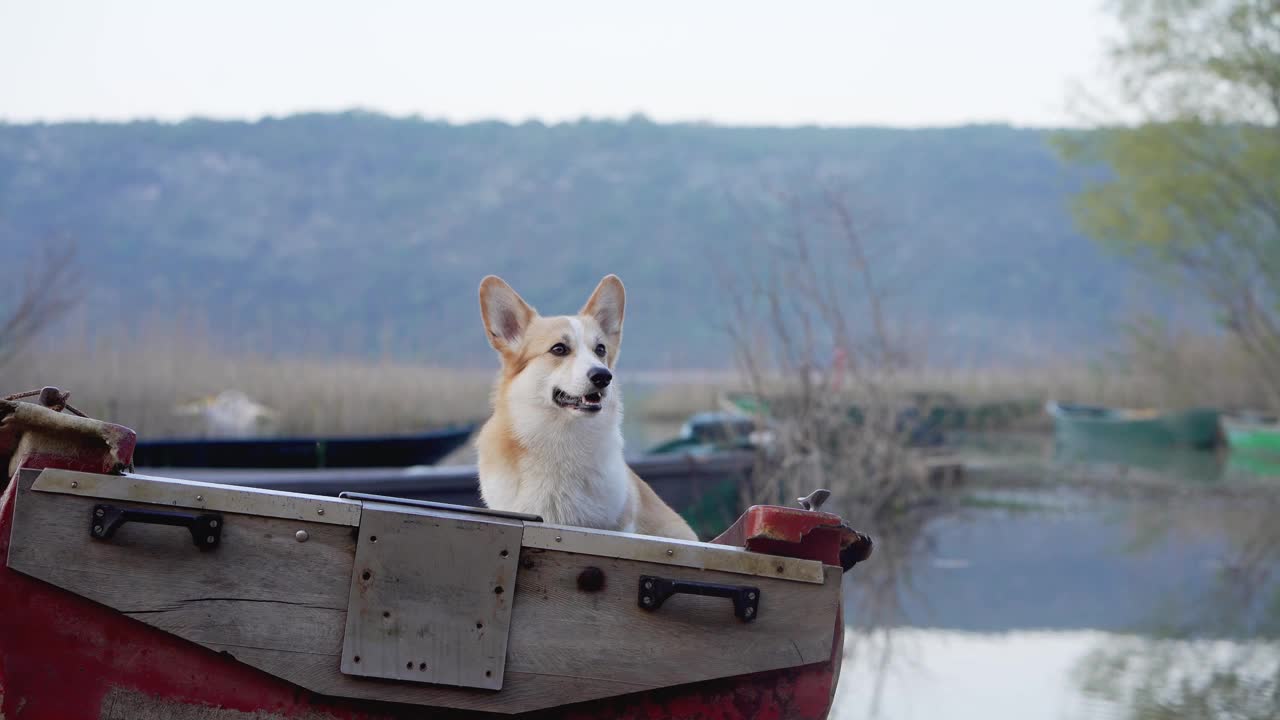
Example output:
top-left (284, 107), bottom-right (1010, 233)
top-left (478, 398), bottom-right (633, 532)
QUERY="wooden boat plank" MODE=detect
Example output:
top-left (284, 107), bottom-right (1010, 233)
top-left (506, 549), bottom-right (839, 688)
top-left (200, 643), bottom-right (657, 713)
top-left (7, 468), bottom-right (841, 713)
top-left (340, 502), bottom-right (523, 690)
top-left (522, 522), bottom-right (825, 584)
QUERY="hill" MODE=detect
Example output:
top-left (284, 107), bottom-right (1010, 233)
top-left (0, 113), bottom-right (1153, 369)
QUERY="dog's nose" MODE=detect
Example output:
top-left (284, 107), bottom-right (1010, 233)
top-left (588, 367), bottom-right (613, 389)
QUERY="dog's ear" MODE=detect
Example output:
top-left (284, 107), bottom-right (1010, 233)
top-left (479, 276), bottom-right (537, 353)
top-left (580, 275), bottom-right (625, 343)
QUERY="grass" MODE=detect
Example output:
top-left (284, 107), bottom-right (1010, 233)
top-left (1, 329), bottom-right (1270, 440)
top-left (2, 335), bottom-right (494, 439)
top-left (638, 332), bottom-right (1274, 431)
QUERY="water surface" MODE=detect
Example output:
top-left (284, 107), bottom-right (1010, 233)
top-left (831, 482), bottom-right (1280, 719)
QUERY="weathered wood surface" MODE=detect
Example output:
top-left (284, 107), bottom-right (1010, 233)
top-left (342, 502), bottom-right (523, 690)
top-left (8, 469), bottom-right (355, 645)
top-left (8, 469), bottom-right (840, 714)
top-left (506, 549), bottom-right (839, 689)
top-left (522, 522), bottom-right (825, 584)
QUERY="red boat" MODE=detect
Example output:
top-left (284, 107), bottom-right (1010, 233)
top-left (0, 388), bottom-right (871, 720)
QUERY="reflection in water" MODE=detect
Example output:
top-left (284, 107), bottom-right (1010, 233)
top-left (1071, 494), bottom-right (1280, 719)
top-left (1051, 434), bottom-right (1228, 483)
top-left (833, 630), bottom-right (1278, 720)
top-left (831, 484), bottom-right (1280, 720)
top-left (1075, 636), bottom-right (1279, 720)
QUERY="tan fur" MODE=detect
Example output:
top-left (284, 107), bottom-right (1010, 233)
top-left (623, 471), bottom-right (701, 539)
top-left (475, 275), bottom-right (697, 541)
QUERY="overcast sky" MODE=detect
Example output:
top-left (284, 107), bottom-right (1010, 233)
top-left (0, 0), bottom-right (1114, 127)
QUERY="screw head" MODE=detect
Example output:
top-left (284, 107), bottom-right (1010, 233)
top-left (555, 535), bottom-right (562, 542)
top-left (95, 508), bottom-right (104, 517)
top-left (70, 481), bottom-right (78, 488)
top-left (295, 530), bottom-right (309, 542)
top-left (209, 519), bottom-right (218, 528)
top-left (641, 596), bottom-right (653, 606)
top-left (205, 535), bottom-right (215, 544)
top-left (748, 591), bottom-right (756, 600)
top-left (317, 508), bottom-right (325, 515)
top-left (643, 580), bottom-right (653, 590)
top-left (93, 525), bottom-right (103, 534)
top-left (666, 549), bottom-right (674, 556)
top-left (744, 607), bottom-right (755, 617)
top-left (196, 495), bottom-right (203, 502)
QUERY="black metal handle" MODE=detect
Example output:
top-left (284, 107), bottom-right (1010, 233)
top-left (638, 575), bottom-right (760, 622)
top-left (90, 504), bottom-right (223, 550)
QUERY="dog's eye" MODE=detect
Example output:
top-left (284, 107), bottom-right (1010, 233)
top-left (550, 343), bottom-right (569, 356)
top-left (594, 344), bottom-right (606, 358)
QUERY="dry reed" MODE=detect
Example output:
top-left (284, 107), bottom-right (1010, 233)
top-left (2, 334), bottom-right (493, 439)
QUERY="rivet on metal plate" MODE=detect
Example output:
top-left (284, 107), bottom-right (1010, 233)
top-left (295, 530), bottom-right (309, 542)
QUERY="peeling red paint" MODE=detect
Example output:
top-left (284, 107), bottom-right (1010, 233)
top-left (711, 505), bottom-right (871, 570)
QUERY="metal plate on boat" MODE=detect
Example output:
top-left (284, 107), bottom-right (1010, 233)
top-left (521, 523), bottom-right (826, 584)
top-left (32, 468), bottom-right (361, 526)
top-left (338, 491), bottom-right (542, 522)
top-left (340, 501), bottom-right (523, 690)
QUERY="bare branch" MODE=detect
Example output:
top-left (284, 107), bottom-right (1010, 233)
top-left (0, 240), bottom-right (79, 369)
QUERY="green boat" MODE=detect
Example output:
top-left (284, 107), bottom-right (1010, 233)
top-left (721, 391), bottom-right (1037, 433)
top-left (1045, 402), bottom-right (1222, 450)
top-left (1226, 448), bottom-right (1280, 477)
top-left (642, 412), bottom-right (760, 538)
top-left (645, 411), bottom-right (759, 455)
top-left (1222, 413), bottom-right (1280, 456)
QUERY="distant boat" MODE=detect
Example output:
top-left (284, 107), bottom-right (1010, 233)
top-left (133, 425), bottom-right (477, 469)
top-left (1045, 401), bottom-right (1221, 450)
top-left (719, 391), bottom-right (946, 447)
top-left (646, 411), bottom-right (762, 455)
top-left (1222, 412), bottom-right (1280, 457)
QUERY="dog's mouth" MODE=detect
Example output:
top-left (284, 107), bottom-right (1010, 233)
top-left (552, 388), bottom-right (605, 413)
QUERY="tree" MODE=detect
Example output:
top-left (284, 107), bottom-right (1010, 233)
top-left (0, 242), bottom-right (77, 370)
top-left (1057, 0), bottom-right (1280, 408)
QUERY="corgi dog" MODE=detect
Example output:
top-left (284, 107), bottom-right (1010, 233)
top-left (475, 274), bottom-right (698, 541)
